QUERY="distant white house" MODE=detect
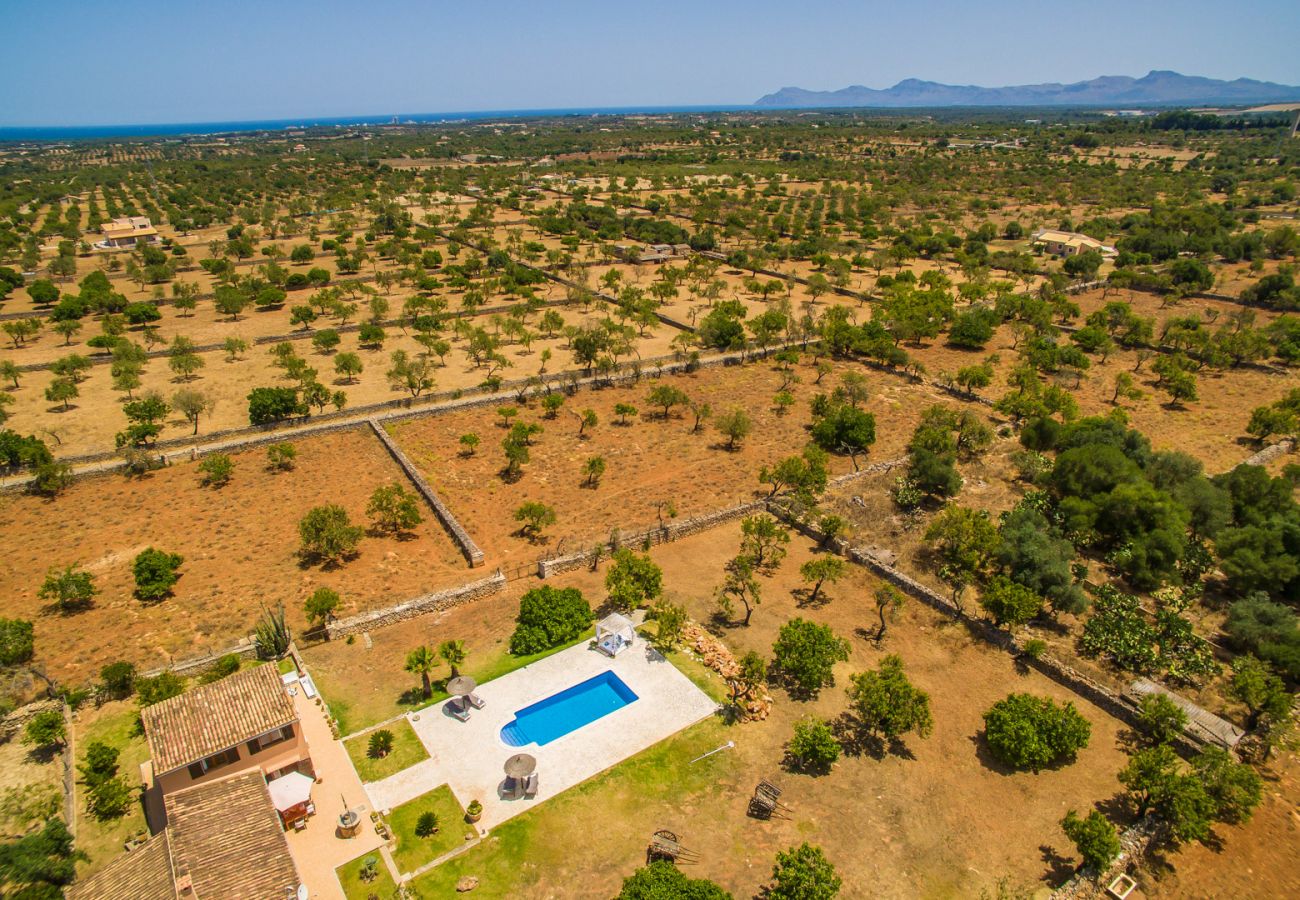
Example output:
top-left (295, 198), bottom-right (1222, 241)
top-left (97, 215), bottom-right (158, 249)
top-left (1031, 228), bottom-right (1115, 258)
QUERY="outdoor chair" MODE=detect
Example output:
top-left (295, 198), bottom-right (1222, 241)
top-left (524, 773), bottom-right (539, 798)
top-left (506, 776), bottom-right (524, 799)
top-left (448, 697), bottom-right (470, 722)
top-left (467, 692), bottom-right (486, 710)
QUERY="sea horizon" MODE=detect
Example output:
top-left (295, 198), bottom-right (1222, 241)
top-left (0, 105), bottom-right (751, 143)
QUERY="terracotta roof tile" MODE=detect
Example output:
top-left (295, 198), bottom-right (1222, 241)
top-left (165, 771), bottom-right (301, 900)
top-left (142, 665), bottom-right (296, 774)
top-left (66, 832), bottom-right (175, 900)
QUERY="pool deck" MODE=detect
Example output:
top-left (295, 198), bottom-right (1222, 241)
top-left (362, 638), bottom-right (718, 833)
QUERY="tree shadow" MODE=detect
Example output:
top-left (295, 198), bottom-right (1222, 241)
top-left (830, 715), bottom-right (883, 760)
top-left (296, 551), bottom-right (358, 572)
top-left (968, 732), bottom-right (1020, 776)
top-left (1094, 792), bottom-right (1133, 823)
top-left (25, 744), bottom-right (63, 766)
top-left (398, 688), bottom-right (430, 707)
top-left (1038, 844), bottom-right (1077, 885)
top-left (792, 587), bottom-right (830, 609)
top-left (39, 599), bottom-right (94, 618)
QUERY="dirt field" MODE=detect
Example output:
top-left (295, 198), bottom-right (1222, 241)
top-left (388, 358), bottom-right (970, 570)
top-left (0, 428), bottom-right (467, 682)
top-left (321, 523), bottom-right (1133, 898)
top-left (1141, 748), bottom-right (1300, 900)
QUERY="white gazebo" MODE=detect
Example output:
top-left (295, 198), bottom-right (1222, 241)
top-left (595, 613), bottom-right (635, 657)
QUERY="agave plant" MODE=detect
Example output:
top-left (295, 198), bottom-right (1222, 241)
top-left (253, 603), bottom-right (291, 659)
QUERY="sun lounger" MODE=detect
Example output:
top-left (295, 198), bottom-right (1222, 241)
top-left (448, 697), bottom-right (470, 722)
top-left (466, 692), bottom-right (486, 710)
top-left (523, 773), bottom-right (539, 798)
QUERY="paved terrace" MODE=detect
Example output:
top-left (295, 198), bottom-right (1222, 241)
top-left (364, 639), bottom-right (719, 832)
top-left (283, 683), bottom-right (386, 900)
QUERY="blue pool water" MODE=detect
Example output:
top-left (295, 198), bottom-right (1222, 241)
top-left (500, 671), bottom-right (638, 747)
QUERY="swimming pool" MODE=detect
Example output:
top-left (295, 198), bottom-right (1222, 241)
top-left (500, 671), bottom-right (638, 747)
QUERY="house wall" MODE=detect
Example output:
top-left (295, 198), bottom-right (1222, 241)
top-left (155, 726), bottom-right (310, 798)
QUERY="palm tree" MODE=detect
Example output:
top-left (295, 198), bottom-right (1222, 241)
top-left (405, 645), bottom-right (439, 699)
top-left (439, 640), bottom-right (466, 678)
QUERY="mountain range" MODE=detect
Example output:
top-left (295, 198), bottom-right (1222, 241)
top-left (754, 71), bottom-right (1300, 109)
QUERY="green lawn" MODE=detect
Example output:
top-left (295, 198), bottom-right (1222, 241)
top-left (277, 657), bottom-right (298, 675)
top-left (406, 716), bottom-right (733, 898)
top-left (387, 784), bottom-right (476, 874)
top-left (312, 633), bottom-right (591, 736)
top-left (336, 851), bottom-right (399, 900)
top-left (343, 717), bottom-right (429, 783)
top-left (73, 701), bottom-right (152, 876)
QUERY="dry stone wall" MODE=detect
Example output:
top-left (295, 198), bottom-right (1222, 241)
top-left (537, 500), bottom-right (768, 578)
top-left (368, 419), bottom-right (485, 567)
top-left (326, 571), bottom-right (506, 638)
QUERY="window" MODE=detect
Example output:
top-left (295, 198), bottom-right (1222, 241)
top-left (185, 746), bottom-right (241, 780)
top-left (246, 724), bottom-right (295, 756)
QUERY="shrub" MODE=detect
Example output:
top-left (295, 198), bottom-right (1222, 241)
top-left (368, 729), bottom-right (394, 758)
top-left (366, 484), bottom-right (424, 534)
top-left (99, 661), bottom-right (136, 698)
top-left (37, 566), bottom-right (97, 612)
top-left (266, 442), bottom-right (297, 470)
top-left (0, 618), bottom-right (34, 666)
top-left (604, 549), bottom-right (663, 612)
top-left (846, 654), bottom-right (933, 744)
top-left (247, 386), bottom-right (304, 425)
top-left (979, 576), bottom-right (1043, 628)
top-left (198, 453), bottom-right (234, 487)
top-left (983, 693), bottom-right (1091, 771)
top-left (771, 618), bottom-right (849, 697)
top-left (136, 671), bottom-right (184, 707)
top-left (1061, 809), bottom-right (1121, 871)
top-left (1135, 693), bottom-right (1189, 746)
top-left (768, 843), bottom-right (841, 900)
top-left (78, 741), bottom-right (120, 797)
top-left (305, 587), bottom-right (341, 631)
top-left (132, 548), bottom-right (183, 600)
top-left (414, 810), bottom-right (439, 838)
top-left (513, 501), bottom-right (556, 540)
top-left (786, 718), bottom-right (841, 774)
top-left (648, 600), bottom-right (687, 650)
top-left (86, 776), bottom-right (132, 820)
top-left (616, 860), bottom-right (732, 899)
top-left (199, 654), bottom-right (241, 683)
top-left (508, 586), bottom-right (593, 655)
top-left (24, 710), bottom-right (66, 750)
top-left (298, 504), bottom-right (364, 562)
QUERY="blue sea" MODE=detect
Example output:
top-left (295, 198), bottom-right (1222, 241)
top-left (0, 106), bottom-right (750, 143)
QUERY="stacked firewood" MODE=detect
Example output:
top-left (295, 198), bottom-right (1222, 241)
top-left (681, 622), bottom-right (772, 721)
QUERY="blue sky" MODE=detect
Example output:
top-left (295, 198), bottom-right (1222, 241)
top-left (2, 0), bottom-right (1296, 126)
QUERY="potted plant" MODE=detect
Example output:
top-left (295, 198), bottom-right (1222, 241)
top-left (465, 800), bottom-right (483, 824)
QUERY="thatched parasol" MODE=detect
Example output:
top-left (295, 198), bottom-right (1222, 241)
top-left (447, 675), bottom-right (478, 696)
top-left (504, 753), bottom-right (537, 778)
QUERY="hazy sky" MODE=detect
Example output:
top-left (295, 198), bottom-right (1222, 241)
top-left (2, 0), bottom-right (1296, 126)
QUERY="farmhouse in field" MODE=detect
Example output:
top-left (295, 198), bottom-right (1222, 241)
top-left (66, 771), bottom-right (303, 900)
top-left (97, 215), bottom-right (158, 248)
top-left (1030, 228), bottom-right (1114, 257)
top-left (140, 664), bottom-right (312, 830)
